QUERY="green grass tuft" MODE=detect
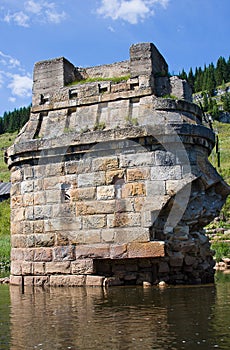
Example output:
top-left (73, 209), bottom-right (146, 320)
top-left (68, 75), bottom-right (130, 86)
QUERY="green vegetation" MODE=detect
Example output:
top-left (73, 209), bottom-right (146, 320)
top-left (179, 55), bottom-right (230, 121)
top-left (125, 116), bottom-right (139, 126)
top-left (0, 132), bottom-right (17, 182)
top-left (179, 55), bottom-right (230, 95)
top-left (0, 105), bottom-right (30, 135)
top-left (93, 121), bottom-right (106, 131)
top-left (68, 75), bottom-right (130, 86)
top-left (0, 199), bottom-right (10, 274)
top-left (211, 241), bottom-right (230, 262)
top-left (207, 121), bottom-right (230, 262)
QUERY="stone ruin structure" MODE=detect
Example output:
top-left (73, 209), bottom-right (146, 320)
top-left (7, 42), bottom-right (230, 287)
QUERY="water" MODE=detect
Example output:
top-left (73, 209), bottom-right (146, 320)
top-left (0, 272), bottom-right (230, 350)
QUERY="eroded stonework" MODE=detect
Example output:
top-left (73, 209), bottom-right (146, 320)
top-left (7, 43), bottom-right (230, 287)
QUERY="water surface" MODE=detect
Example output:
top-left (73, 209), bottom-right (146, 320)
top-left (0, 272), bottom-right (230, 350)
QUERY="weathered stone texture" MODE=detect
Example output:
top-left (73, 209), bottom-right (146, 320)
top-left (7, 42), bottom-right (230, 286)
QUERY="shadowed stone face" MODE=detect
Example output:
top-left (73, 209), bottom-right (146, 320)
top-left (7, 42), bottom-right (230, 287)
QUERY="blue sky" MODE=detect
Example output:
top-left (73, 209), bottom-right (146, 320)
top-left (0, 0), bottom-right (229, 116)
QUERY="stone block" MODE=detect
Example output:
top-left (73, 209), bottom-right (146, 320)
top-left (10, 275), bottom-right (22, 285)
top-left (113, 227), bottom-right (150, 243)
top-left (92, 157), bottom-right (118, 171)
top-left (71, 259), bottom-right (95, 274)
top-left (11, 169), bottom-right (23, 183)
top-left (45, 217), bottom-right (82, 232)
top-left (23, 193), bottom-right (34, 206)
top-left (158, 261), bottom-right (170, 273)
top-left (24, 166), bottom-right (34, 180)
top-left (52, 203), bottom-right (75, 218)
top-left (76, 200), bottom-right (116, 216)
top-left (33, 205), bottom-right (52, 220)
top-left (169, 252), bottom-right (184, 267)
top-left (101, 229), bottom-right (115, 243)
top-left (127, 241), bottom-right (165, 258)
top-left (11, 235), bottom-right (27, 248)
top-left (105, 170), bottom-right (125, 184)
top-left (10, 183), bottom-right (21, 196)
top-left (151, 165), bottom-right (182, 181)
top-left (75, 244), bottom-right (110, 259)
top-left (110, 244), bottom-right (128, 259)
top-left (24, 276), bottom-right (34, 286)
top-left (97, 185), bottom-right (115, 200)
top-left (21, 262), bottom-right (33, 275)
top-left (70, 187), bottom-right (96, 201)
top-left (53, 245), bottom-right (76, 261)
top-left (107, 212), bottom-right (141, 228)
top-left (24, 207), bottom-right (34, 220)
top-left (11, 261), bottom-right (22, 275)
top-left (34, 234), bottom-right (55, 247)
top-left (45, 190), bottom-right (60, 204)
top-left (11, 248), bottom-right (24, 261)
top-left (45, 261), bottom-right (71, 274)
top-left (33, 262), bottom-right (46, 275)
top-left (33, 179), bottom-right (43, 191)
top-left (11, 195), bottom-right (23, 208)
top-left (146, 180), bottom-right (166, 196)
top-left (78, 172), bottom-right (105, 187)
top-left (86, 275), bottom-right (105, 287)
top-left (120, 153), bottom-right (153, 168)
top-left (84, 230), bottom-right (102, 244)
top-left (11, 208), bottom-right (25, 222)
top-left (21, 180), bottom-right (34, 193)
top-left (45, 163), bottom-right (65, 177)
top-left (184, 255), bottom-right (197, 266)
top-left (126, 168), bottom-right (149, 181)
top-left (24, 249), bottom-right (35, 261)
top-left (34, 276), bottom-right (49, 286)
top-left (50, 275), bottom-right (86, 287)
top-left (34, 220), bottom-right (44, 233)
top-left (43, 176), bottom-right (62, 190)
top-left (34, 248), bottom-right (53, 262)
top-left (122, 182), bottom-right (146, 197)
top-left (155, 150), bottom-right (176, 166)
top-left (83, 215), bottom-right (106, 229)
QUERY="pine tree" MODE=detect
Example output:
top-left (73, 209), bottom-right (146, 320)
top-left (202, 92), bottom-right (209, 112)
top-left (187, 68), bottom-right (195, 92)
top-left (179, 69), bottom-right (187, 80)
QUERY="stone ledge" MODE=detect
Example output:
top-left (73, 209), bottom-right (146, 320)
top-left (75, 241), bottom-right (165, 259)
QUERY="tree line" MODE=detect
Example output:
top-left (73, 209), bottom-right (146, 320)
top-left (178, 55), bottom-right (230, 120)
top-left (179, 55), bottom-right (230, 96)
top-left (0, 106), bottom-right (31, 134)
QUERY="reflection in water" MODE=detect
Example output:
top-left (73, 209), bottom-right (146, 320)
top-left (0, 274), bottom-right (230, 350)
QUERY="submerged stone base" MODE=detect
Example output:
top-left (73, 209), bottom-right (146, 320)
top-left (10, 236), bottom-right (215, 287)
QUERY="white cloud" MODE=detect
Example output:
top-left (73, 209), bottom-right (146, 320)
top-left (0, 71), bottom-right (3, 88)
top-left (9, 96), bottom-right (16, 103)
top-left (7, 74), bottom-right (33, 97)
top-left (26, 0), bottom-right (43, 14)
top-left (0, 51), bottom-right (21, 68)
top-left (2, 1), bottom-right (67, 27)
top-left (4, 11), bottom-right (30, 27)
top-left (108, 26), bottom-right (115, 32)
top-left (45, 9), bottom-right (66, 24)
top-left (97, 0), bottom-right (169, 24)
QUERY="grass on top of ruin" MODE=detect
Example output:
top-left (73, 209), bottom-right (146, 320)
top-left (68, 75), bottom-right (130, 86)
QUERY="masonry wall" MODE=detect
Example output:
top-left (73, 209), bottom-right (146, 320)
top-left (7, 43), bottom-right (230, 287)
